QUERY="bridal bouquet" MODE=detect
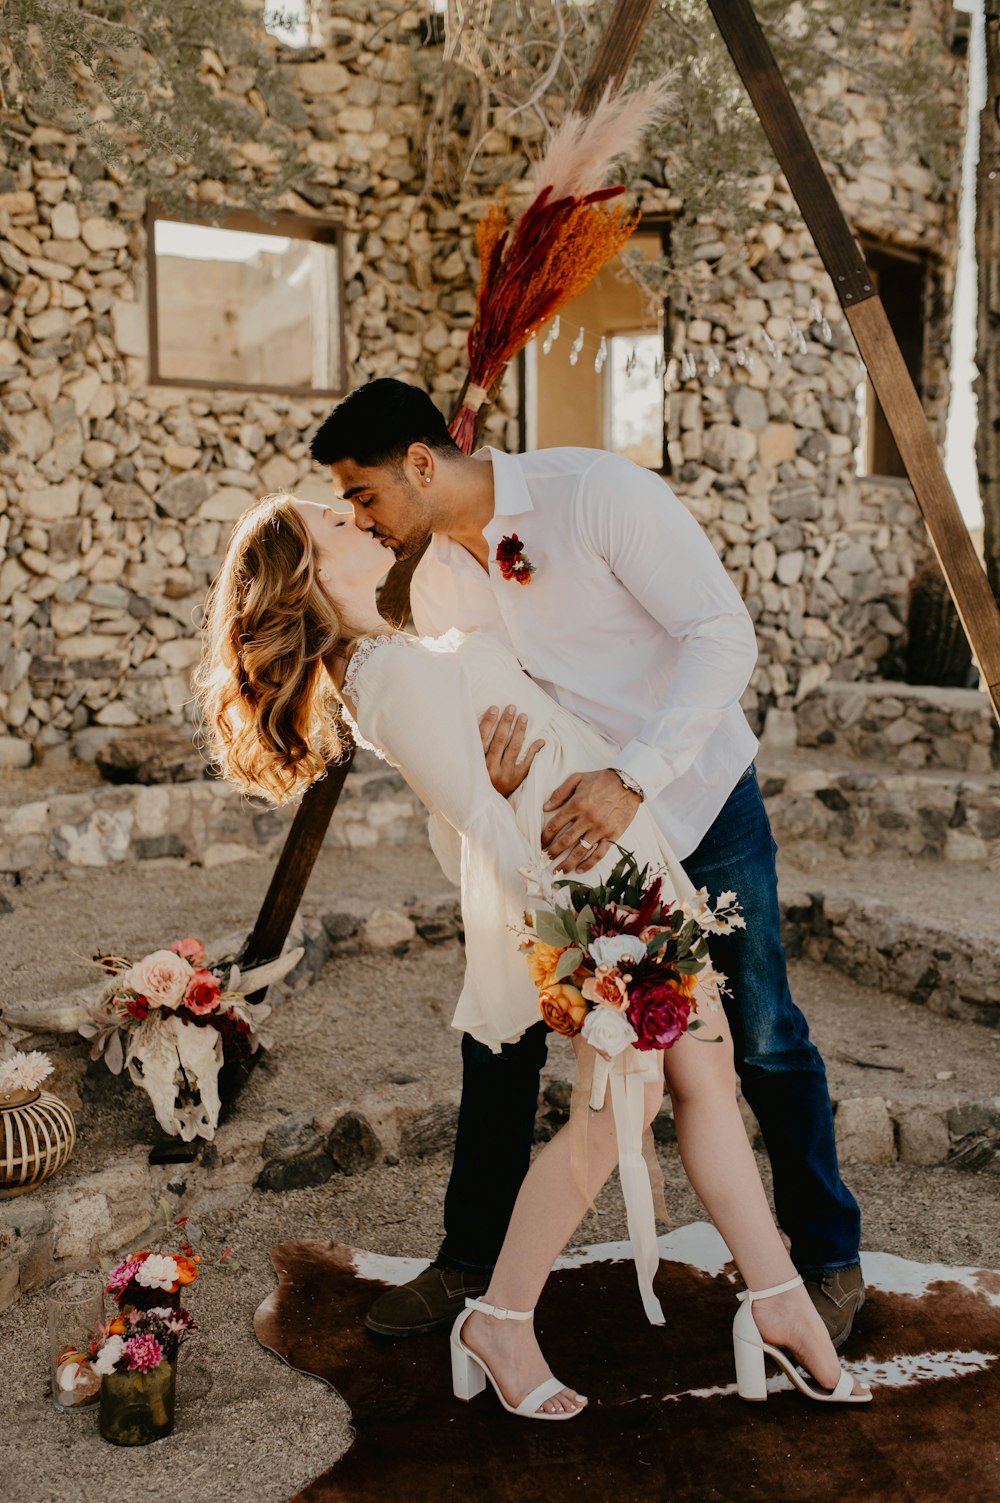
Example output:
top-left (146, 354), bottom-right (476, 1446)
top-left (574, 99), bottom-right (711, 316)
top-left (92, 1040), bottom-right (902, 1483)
top-left (78, 936), bottom-right (297, 1142)
top-left (520, 850), bottom-right (744, 1057)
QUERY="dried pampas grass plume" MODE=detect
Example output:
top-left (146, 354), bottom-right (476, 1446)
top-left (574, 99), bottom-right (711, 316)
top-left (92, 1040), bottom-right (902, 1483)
top-left (530, 74), bottom-right (677, 204)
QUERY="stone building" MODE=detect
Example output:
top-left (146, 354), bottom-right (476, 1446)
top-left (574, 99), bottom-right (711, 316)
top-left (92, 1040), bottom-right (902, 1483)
top-left (0, 0), bottom-right (984, 777)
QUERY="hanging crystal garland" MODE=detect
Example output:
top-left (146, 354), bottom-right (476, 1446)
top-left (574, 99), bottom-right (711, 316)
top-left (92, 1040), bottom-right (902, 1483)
top-left (542, 313), bottom-right (561, 355)
top-left (705, 348), bottom-right (722, 378)
top-left (810, 298), bottom-right (833, 344)
top-left (624, 346), bottom-right (638, 378)
top-left (594, 335), bottom-right (608, 374)
top-left (569, 327), bottom-right (585, 366)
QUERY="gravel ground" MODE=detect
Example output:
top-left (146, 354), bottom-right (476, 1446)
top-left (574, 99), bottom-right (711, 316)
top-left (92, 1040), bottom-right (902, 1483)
top-left (3, 839), bottom-right (1000, 1501)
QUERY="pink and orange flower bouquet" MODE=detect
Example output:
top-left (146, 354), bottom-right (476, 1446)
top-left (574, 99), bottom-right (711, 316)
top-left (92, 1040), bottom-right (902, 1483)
top-left (520, 848), bottom-right (744, 1064)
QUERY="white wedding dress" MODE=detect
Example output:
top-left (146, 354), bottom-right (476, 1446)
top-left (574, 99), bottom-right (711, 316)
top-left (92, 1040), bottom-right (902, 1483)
top-left (347, 629), bottom-right (705, 1324)
top-left (347, 628), bottom-right (699, 1052)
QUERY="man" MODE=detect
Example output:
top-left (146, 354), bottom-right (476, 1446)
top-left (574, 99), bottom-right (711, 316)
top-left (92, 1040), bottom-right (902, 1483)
top-left (309, 378), bottom-right (864, 1347)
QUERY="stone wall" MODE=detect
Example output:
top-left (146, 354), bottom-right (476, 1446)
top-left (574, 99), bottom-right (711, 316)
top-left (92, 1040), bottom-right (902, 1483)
top-left (0, 1), bottom-right (970, 760)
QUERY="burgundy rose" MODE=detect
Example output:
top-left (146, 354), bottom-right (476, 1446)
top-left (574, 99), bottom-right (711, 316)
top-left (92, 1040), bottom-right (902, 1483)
top-left (494, 534), bottom-right (535, 584)
top-left (125, 994), bottom-right (150, 1022)
top-left (626, 978), bottom-right (692, 1052)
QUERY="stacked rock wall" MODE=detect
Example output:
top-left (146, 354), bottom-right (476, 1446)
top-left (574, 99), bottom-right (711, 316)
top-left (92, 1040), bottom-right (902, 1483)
top-left (0, 1), bottom-right (971, 763)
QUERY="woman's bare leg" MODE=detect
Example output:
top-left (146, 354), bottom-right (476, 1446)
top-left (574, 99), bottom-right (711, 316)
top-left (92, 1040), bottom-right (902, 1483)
top-left (462, 1038), bottom-right (659, 1415)
top-left (464, 1005), bottom-right (868, 1415)
top-left (662, 1006), bottom-right (868, 1396)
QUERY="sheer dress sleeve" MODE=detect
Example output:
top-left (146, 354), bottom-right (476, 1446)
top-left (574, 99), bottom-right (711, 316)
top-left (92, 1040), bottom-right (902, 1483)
top-left (350, 636), bottom-right (541, 1048)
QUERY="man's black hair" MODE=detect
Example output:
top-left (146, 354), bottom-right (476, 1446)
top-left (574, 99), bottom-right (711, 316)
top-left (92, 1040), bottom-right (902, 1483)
top-left (310, 378), bottom-right (462, 470)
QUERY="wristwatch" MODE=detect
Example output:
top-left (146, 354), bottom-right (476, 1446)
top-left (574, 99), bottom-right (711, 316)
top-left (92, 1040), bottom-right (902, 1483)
top-left (612, 768), bottom-right (645, 802)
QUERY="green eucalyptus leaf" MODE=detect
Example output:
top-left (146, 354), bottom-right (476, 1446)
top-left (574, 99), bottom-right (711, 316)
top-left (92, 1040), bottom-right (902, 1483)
top-left (554, 947), bottom-right (584, 981)
top-left (535, 909), bottom-right (572, 948)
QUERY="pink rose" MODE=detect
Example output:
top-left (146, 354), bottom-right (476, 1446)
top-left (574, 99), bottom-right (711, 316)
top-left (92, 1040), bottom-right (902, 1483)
top-left (185, 970), bottom-right (221, 1017)
top-left (581, 965), bottom-right (630, 1011)
top-left (171, 937), bottom-right (206, 967)
top-left (127, 950), bottom-right (193, 1010)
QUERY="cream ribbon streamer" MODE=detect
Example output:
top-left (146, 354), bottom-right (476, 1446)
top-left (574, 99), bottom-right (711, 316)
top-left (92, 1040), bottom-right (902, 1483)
top-left (569, 1043), bottom-right (668, 1327)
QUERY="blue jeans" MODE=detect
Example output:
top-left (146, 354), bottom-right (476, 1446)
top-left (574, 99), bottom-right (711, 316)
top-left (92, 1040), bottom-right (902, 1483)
top-left (437, 766), bottom-right (861, 1279)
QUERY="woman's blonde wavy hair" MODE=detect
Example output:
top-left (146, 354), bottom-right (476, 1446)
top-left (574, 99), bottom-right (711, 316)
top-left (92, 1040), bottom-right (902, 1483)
top-left (193, 492), bottom-right (351, 805)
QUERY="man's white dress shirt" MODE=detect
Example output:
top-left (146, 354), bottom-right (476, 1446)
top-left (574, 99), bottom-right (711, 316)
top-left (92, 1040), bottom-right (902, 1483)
top-left (409, 446), bottom-right (759, 859)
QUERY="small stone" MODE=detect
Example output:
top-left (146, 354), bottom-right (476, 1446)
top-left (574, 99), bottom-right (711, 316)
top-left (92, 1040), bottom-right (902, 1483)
top-left (0, 737), bottom-right (32, 769)
top-left (321, 911), bottom-right (361, 942)
top-left (895, 1106), bottom-right (950, 1166)
top-left (27, 308), bottom-right (70, 340)
top-left (326, 1113), bottom-right (381, 1174)
top-left (110, 299), bottom-right (146, 357)
top-left (23, 479), bottom-right (80, 520)
top-left (776, 549), bottom-right (805, 586)
top-left (50, 201), bottom-right (80, 240)
top-left (363, 908), bottom-right (417, 949)
top-left (935, 1070), bottom-right (955, 1082)
top-left (95, 726), bottom-right (205, 784)
top-left (757, 424), bottom-right (798, 467)
top-left (83, 439), bottom-right (117, 470)
top-left (834, 1096), bottom-right (896, 1164)
top-left (162, 444), bottom-right (201, 470)
top-left (134, 833), bottom-right (187, 860)
top-left (80, 217), bottom-right (129, 252)
top-left (156, 473), bottom-right (213, 520)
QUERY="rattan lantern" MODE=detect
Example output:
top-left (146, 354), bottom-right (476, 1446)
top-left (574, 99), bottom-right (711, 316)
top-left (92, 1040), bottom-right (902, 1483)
top-left (0, 1086), bottom-right (77, 1198)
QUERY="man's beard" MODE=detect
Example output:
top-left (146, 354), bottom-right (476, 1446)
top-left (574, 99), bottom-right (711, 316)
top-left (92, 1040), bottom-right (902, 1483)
top-left (385, 523), bottom-right (431, 563)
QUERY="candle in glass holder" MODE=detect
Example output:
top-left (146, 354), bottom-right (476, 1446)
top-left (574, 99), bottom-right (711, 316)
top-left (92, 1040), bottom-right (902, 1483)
top-left (46, 1273), bottom-right (104, 1411)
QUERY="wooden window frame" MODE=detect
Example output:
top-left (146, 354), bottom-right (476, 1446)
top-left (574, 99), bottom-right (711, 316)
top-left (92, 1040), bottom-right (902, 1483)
top-left (857, 237), bottom-right (927, 480)
top-left (516, 217), bottom-right (672, 472)
top-left (146, 206), bottom-right (348, 398)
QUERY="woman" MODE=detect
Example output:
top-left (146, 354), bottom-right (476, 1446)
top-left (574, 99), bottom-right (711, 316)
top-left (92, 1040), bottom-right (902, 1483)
top-left (194, 493), bottom-right (871, 1420)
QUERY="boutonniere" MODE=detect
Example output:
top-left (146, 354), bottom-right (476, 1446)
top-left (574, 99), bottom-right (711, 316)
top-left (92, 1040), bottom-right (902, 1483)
top-left (495, 534), bottom-right (535, 586)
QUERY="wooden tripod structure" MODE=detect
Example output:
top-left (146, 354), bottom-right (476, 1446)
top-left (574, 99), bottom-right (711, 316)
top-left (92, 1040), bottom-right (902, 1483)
top-left (242, 0), bottom-right (1000, 987)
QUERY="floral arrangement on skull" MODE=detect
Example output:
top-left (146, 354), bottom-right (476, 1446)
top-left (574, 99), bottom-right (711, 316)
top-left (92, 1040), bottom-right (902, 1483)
top-left (78, 936), bottom-right (301, 1141)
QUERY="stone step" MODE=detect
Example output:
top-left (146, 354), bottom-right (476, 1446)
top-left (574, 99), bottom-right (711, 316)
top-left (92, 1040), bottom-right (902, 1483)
top-left (778, 851), bottom-right (1000, 1028)
top-left (762, 748), bottom-right (1000, 863)
top-left (775, 678), bottom-right (998, 774)
top-left (0, 749), bottom-right (424, 884)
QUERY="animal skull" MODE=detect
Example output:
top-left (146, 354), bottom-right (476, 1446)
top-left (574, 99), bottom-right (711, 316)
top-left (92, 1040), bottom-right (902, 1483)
top-left (126, 1013), bottom-right (224, 1141)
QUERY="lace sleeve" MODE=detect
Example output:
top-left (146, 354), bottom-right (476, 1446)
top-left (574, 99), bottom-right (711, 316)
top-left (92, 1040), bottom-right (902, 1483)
top-left (340, 633), bottom-right (403, 759)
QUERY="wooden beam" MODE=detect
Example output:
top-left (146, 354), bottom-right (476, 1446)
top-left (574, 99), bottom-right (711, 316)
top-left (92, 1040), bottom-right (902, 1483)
top-left (705, 0), bottom-right (1000, 722)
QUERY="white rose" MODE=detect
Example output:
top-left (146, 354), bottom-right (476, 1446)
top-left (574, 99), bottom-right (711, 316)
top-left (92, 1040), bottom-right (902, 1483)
top-left (127, 950), bottom-right (193, 1010)
top-left (582, 1007), bottom-right (638, 1058)
top-left (92, 1335), bottom-right (125, 1376)
top-left (135, 1254), bottom-right (179, 1291)
top-left (588, 934), bottom-right (648, 968)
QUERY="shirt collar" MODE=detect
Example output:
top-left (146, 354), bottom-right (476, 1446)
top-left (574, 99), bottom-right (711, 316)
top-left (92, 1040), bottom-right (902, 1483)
top-left (473, 446), bottom-right (534, 522)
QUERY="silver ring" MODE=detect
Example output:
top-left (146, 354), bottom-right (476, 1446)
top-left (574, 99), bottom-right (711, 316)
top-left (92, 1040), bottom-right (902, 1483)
top-left (578, 836), bottom-right (594, 851)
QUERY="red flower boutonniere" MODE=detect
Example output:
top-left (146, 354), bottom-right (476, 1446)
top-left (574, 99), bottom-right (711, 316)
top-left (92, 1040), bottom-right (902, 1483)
top-left (495, 534), bottom-right (535, 586)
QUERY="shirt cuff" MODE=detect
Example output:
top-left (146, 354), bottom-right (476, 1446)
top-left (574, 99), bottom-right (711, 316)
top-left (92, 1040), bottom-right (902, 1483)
top-left (613, 741), bottom-right (674, 804)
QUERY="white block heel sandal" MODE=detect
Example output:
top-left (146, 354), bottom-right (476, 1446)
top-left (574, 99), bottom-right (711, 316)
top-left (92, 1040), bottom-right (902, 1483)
top-left (450, 1298), bottom-right (587, 1421)
top-left (733, 1275), bottom-right (872, 1404)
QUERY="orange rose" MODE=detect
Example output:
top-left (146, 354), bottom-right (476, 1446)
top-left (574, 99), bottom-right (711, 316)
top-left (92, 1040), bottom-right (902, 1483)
top-left (538, 983), bottom-right (588, 1037)
top-left (109, 1317), bottom-right (126, 1336)
top-left (175, 1254), bottom-right (200, 1285)
top-left (527, 943), bottom-right (568, 990)
top-left (678, 971), bottom-right (701, 999)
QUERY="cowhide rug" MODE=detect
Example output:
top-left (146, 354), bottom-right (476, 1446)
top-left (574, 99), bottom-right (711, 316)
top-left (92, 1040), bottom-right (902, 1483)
top-left (253, 1223), bottom-right (1000, 1503)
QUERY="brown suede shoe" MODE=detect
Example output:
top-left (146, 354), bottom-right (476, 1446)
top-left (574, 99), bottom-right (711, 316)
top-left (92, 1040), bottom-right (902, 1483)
top-left (365, 1265), bottom-right (491, 1338)
top-left (804, 1266), bottom-right (865, 1349)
